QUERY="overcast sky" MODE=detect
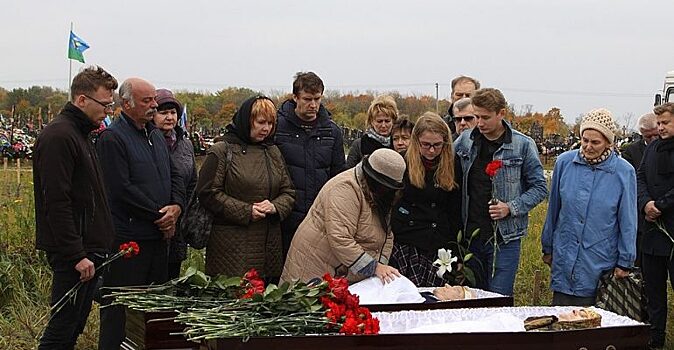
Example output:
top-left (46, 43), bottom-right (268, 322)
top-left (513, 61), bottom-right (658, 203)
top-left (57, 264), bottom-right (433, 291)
top-left (2, 0), bottom-right (673, 127)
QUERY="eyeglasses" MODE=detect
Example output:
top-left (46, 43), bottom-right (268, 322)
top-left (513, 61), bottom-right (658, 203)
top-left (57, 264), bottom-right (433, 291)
top-left (84, 95), bottom-right (115, 110)
top-left (419, 141), bottom-right (447, 150)
top-left (454, 115), bottom-right (475, 123)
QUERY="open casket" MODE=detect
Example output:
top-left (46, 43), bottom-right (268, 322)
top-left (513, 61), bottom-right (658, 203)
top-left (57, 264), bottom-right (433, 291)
top-left (205, 306), bottom-right (649, 350)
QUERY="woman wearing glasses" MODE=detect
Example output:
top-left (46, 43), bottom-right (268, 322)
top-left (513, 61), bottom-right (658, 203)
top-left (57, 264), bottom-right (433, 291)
top-left (346, 95), bottom-right (398, 168)
top-left (390, 112), bottom-right (463, 287)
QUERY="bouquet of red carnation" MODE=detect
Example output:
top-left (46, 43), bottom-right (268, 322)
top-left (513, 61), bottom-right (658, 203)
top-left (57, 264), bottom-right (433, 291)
top-left (321, 274), bottom-right (379, 335)
top-left (240, 268), bottom-right (265, 299)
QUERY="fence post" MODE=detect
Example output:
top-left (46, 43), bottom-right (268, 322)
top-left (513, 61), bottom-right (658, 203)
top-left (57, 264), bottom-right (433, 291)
top-left (16, 158), bottom-right (21, 184)
top-left (532, 269), bottom-right (542, 305)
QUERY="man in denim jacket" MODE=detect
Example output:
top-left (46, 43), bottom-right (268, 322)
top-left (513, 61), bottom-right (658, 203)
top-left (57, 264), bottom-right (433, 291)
top-left (454, 88), bottom-right (547, 296)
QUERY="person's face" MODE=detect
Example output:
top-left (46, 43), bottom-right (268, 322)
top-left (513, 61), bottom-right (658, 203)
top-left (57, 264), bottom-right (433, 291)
top-left (250, 114), bottom-right (274, 142)
top-left (451, 81), bottom-right (477, 103)
top-left (371, 112), bottom-right (393, 136)
top-left (581, 129), bottom-right (611, 160)
top-left (125, 81), bottom-right (158, 124)
top-left (474, 106), bottom-right (505, 140)
top-left (78, 86), bottom-right (114, 125)
top-left (454, 104), bottom-right (477, 134)
top-left (640, 127), bottom-right (659, 144)
top-left (392, 129), bottom-right (411, 152)
top-left (418, 131), bottom-right (445, 161)
top-left (293, 90), bottom-right (322, 121)
top-left (657, 112), bottom-right (674, 140)
top-left (558, 309), bottom-right (591, 322)
top-left (153, 108), bottom-right (177, 133)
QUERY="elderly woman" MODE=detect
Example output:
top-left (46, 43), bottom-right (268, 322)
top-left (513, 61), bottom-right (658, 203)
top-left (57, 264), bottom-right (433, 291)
top-left (153, 89), bottom-right (197, 279)
top-left (542, 108), bottom-right (636, 306)
top-left (346, 95), bottom-right (398, 168)
top-left (196, 96), bottom-right (295, 282)
top-left (282, 148), bottom-right (405, 284)
top-left (390, 113), bottom-right (463, 287)
top-left (392, 117), bottom-right (415, 153)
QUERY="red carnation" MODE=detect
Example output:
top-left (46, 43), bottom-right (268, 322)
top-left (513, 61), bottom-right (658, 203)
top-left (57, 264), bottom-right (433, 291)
top-left (485, 160), bottom-right (503, 178)
top-left (119, 241), bottom-right (140, 258)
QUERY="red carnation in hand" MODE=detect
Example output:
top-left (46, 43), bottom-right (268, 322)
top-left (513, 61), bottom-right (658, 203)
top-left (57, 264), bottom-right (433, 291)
top-left (119, 241), bottom-right (140, 258)
top-left (485, 160), bottom-right (503, 178)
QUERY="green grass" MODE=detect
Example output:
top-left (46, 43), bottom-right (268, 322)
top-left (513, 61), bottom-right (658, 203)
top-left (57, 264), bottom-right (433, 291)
top-left (0, 159), bottom-right (672, 348)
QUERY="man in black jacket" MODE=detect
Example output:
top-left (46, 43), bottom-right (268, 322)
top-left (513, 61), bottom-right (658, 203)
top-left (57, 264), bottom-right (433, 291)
top-left (442, 75), bottom-right (480, 135)
top-left (275, 72), bottom-right (345, 259)
top-left (96, 77), bottom-right (185, 349)
top-left (622, 112), bottom-right (658, 266)
top-left (33, 65), bottom-right (118, 349)
top-left (637, 103), bottom-right (674, 349)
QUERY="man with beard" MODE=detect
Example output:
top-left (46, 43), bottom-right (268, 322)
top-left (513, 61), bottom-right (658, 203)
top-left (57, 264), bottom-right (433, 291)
top-left (96, 77), bottom-right (185, 349)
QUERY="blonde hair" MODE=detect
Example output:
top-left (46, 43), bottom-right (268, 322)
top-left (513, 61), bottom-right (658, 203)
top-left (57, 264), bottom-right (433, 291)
top-left (250, 98), bottom-right (277, 135)
top-left (366, 95), bottom-right (398, 128)
top-left (406, 113), bottom-right (457, 191)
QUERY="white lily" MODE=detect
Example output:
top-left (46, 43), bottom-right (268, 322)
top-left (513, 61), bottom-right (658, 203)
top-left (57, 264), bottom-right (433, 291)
top-left (433, 248), bottom-right (458, 279)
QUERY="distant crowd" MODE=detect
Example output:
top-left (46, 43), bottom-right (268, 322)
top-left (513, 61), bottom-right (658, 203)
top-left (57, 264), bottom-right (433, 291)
top-left (33, 66), bottom-right (673, 349)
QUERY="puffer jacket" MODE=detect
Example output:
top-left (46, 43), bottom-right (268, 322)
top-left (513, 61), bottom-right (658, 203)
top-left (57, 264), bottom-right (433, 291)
top-left (281, 164), bottom-right (394, 284)
top-left (197, 96), bottom-right (295, 279)
top-left (167, 125), bottom-right (197, 263)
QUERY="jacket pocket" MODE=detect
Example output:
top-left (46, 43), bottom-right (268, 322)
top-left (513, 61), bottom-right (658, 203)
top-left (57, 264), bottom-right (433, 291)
top-left (502, 158), bottom-right (523, 183)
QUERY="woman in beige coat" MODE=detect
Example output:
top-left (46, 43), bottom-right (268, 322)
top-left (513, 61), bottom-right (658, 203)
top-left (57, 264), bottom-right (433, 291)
top-left (197, 96), bottom-right (295, 282)
top-left (281, 148), bottom-right (405, 284)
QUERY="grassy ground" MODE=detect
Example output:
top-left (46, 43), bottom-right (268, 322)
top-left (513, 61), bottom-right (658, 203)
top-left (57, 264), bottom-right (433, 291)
top-left (0, 159), bottom-right (671, 348)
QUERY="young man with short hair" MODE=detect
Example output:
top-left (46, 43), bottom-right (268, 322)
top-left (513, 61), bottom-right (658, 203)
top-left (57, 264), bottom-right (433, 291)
top-left (453, 88), bottom-right (547, 296)
top-left (34, 65), bottom-right (118, 349)
top-left (275, 72), bottom-right (345, 258)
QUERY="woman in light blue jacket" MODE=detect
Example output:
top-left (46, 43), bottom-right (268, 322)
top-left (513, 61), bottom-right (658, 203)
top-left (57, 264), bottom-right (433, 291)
top-left (542, 108), bottom-right (637, 306)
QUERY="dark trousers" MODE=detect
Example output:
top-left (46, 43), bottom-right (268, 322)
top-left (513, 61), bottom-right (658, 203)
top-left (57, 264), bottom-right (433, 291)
top-left (98, 239), bottom-right (168, 350)
top-left (38, 253), bottom-right (104, 350)
top-left (551, 291), bottom-right (596, 306)
top-left (642, 252), bottom-right (674, 345)
top-left (167, 261), bottom-right (182, 280)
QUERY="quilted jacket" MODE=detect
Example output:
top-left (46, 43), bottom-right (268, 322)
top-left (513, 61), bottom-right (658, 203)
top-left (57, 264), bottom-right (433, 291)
top-left (281, 164), bottom-right (394, 284)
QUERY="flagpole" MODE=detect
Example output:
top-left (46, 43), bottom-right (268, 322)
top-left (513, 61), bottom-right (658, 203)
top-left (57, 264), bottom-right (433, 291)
top-left (68, 22), bottom-right (73, 101)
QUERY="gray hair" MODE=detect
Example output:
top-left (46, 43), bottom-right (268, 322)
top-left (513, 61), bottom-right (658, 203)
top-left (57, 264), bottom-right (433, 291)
top-left (119, 80), bottom-right (135, 108)
top-left (637, 112), bottom-right (657, 132)
top-left (452, 97), bottom-right (472, 114)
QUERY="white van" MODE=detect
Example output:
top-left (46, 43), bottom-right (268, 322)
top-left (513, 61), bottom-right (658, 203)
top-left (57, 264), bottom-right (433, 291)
top-left (655, 70), bottom-right (674, 105)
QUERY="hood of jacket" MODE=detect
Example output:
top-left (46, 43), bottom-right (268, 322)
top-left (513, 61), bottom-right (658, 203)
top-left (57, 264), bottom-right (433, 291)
top-left (278, 99), bottom-right (331, 128)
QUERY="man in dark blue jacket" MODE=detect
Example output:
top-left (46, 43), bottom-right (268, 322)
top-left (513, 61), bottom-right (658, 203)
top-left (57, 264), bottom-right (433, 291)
top-left (637, 103), bottom-right (674, 349)
top-left (96, 77), bottom-right (185, 350)
top-left (275, 72), bottom-right (345, 258)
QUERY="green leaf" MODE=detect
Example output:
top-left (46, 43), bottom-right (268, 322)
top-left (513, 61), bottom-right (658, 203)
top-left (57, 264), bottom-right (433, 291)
top-left (463, 267), bottom-right (476, 286)
top-left (187, 270), bottom-right (211, 288)
top-left (213, 276), bottom-right (241, 290)
top-left (306, 288), bottom-right (320, 297)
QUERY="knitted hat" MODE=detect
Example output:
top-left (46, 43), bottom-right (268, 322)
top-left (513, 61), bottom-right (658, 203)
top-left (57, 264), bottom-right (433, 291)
top-left (155, 89), bottom-right (183, 116)
top-left (362, 148), bottom-right (405, 190)
top-left (580, 108), bottom-right (616, 144)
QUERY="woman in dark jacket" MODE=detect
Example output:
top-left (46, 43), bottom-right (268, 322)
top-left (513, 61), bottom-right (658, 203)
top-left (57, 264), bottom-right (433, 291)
top-left (390, 112), bottom-right (463, 287)
top-left (153, 89), bottom-right (197, 279)
top-left (346, 95), bottom-right (398, 168)
top-left (196, 96), bottom-right (295, 282)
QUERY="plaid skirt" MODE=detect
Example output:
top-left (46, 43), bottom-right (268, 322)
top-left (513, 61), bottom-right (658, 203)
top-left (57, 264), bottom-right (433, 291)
top-left (389, 243), bottom-right (451, 287)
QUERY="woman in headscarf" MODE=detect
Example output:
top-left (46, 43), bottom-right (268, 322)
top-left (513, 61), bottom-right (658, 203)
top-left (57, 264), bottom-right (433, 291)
top-left (390, 112), bottom-right (463, 287)
top-left (542, 108), bottom-right (636, 306)
top-left (196, 96), bottom-right (295, 282)
top-left (153, 89), bottom-right (197, 279)
top-left (346, 95), bottom-right (398, 168)
top-left (281, 148), bottom-right (405, 284)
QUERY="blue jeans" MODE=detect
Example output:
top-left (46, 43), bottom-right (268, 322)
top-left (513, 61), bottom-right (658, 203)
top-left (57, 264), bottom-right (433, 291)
top-left (467, 237), bottom-right (521, 296)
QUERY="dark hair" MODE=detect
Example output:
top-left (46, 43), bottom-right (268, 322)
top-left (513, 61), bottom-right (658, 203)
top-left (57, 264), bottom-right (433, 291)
top-left (451, 75), bottom-right (480, 91)
top-left (392, 117), bottom-right (414, 134)
top-left (292, 71), bottom-right (324, 95)
top-left (70, 65), bottom-right (118, 101)
top-left (471, 88), bottom-right (507, 113)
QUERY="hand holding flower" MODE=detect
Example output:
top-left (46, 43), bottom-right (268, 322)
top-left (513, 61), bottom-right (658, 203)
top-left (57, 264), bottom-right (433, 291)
top-left (488, 199), bottom-right (510, 220)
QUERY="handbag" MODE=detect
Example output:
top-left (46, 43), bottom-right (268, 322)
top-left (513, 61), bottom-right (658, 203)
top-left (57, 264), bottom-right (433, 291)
top-left (180, 141), bottom-right (232, 249)
top-left (595, 268), bottom-right (648, 322)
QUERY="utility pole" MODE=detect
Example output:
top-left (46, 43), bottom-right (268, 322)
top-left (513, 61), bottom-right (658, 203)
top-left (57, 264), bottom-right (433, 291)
top-left (435, 83), bottom-right (439, 114)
